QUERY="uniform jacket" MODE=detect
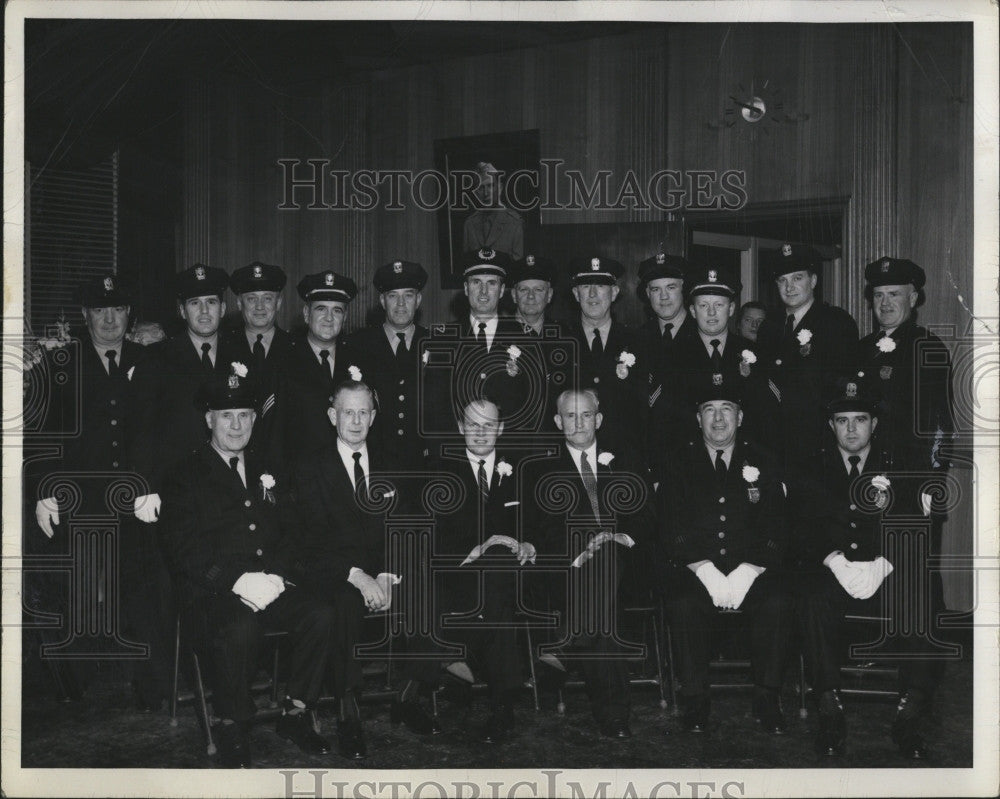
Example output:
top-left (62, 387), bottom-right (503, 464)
top-left (129, 333), bottom-right (239, 494)
top-left (661, 437), bottom-right (786, 573)
top-left (858, 319), bottom-right (954, 472)
top-left (158, 444), bottom-right (293, 602)
top-left (346, 323), bottom-right (429, 470)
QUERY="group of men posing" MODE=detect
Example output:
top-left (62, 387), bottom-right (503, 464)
top-left (25, 242), bottom-right (955, 767)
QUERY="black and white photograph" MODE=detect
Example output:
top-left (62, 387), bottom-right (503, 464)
top-left (3, 1), bottom-right (998, 797)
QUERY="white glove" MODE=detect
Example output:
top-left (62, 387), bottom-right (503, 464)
top-left (134, 493), bottom-right (161, 523)
top-left (35, 497), bottom-right (60, 538)
top-left (374, 572), bottom-right (401, 610)
top-left (727, 563), bottom-right (763, 610)
top-left (232, 571), bottom-right (283, 612)
top-left (695, 562), bottom-right (732, 608)
top-left (854, 556), bottom-right (894, 601)
top-left (348, 568), bottom-right (388, 611)
top-left (827, 552), bottom-right (868, 599)
top-left (516, 541), bottom-right (537, 565)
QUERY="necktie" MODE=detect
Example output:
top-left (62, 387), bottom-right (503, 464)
top-left (477, 321), bottom-right (488, 353)
top-left (715, 449), bottom-right (727, 480)
top-left (319, 349), bottom-right (331, 378)
top-left (201, 342), bottom-right (213, 371)
top-left (848, 455), bottom-right (861, 479)
top-left (783, 313), bottom-right (795, 345)
top-left (477, 459), bottom-right (490, 504)
top-left (662, 322), bottom-right (674, 342)
top-left (253, 333), bottom-right (265, 371)
top-left (352, 451), bottom-right (368, 500)
top-left (710, 339), bottom-right (722, 372)
top-left (396, 332), bottom-right (408, 362)
top-left (105, 349), bottom-right (119, 377)
top-left (591, 327), bottom-right (603, 358)
top-left (228, 456), bottom-right (244, 487)
top-left (580, 450), bottom-right (601, 522)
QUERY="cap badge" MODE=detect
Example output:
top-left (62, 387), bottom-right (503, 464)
top-left (325, 272), bottom-right (335, 286)
top-left (526, 255), bottom-right (535, 266)
top-left (591, 258), bottom-right (601, 270)
top-left (882, 259), bottom-right (891, 272)
top-left (781, 244), bottom-right (792, 257)
top-left (393, 261), bottom-right (403, 273)
top-left (253, 265), bottom-right (263, 279)
top-left (656, 253), bottom-right (665, 264)
top-left (228, 374), bottom-right (239, 389)
top-left (846, 382), bottom-right (857, 398)
top-left (478, 248), bottom-right (495, 261)
top-left (103, 276), bottom-right (114, 291)
top-left (195, 266), bottom-right (206, 280)
top-left (708, 270), bottom-right (718, 282)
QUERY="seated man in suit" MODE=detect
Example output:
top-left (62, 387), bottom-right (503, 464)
top-left (522, 389), bottom-right (654, 739)
top-left (430, 398), bottom-right (537, 743)
top-left (661, 378), bottom-right (791, 735)
top-left (158, 364), bottom-right (335, 768)
top-left (792, 377), bottom-right (943, 759)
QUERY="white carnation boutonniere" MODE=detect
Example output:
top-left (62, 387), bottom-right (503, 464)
top-left (505, 344), bottom-right (522, 377)
top-left (126, 365), bottom-right (136, 381)
top-left (742, 463), bottom-right (761, 503)
top-left (496, 459), bottom-right (513, 484)
top-left (876, 336), bottom-right (897, 354)
top-left (26, 314), bottom-right (74, 370)
top-left (597, 452), bottom-right (615, 467)
top-left (871, 473), bottom-right (891, 509)
top-left (231, 361), bottom-right (248, 378)
top-left (796, 328), bottom-right (813, 356)
top-left (739, 348), bottom-right (757, 377)
top-left (616, 350), bottom-right (636, 380)
top-left (421, 350), bottom-right (429, 366)
top-left (348, 365), bottom-right (362, 381)
top-left (259, 473), bottom-right (276, 504)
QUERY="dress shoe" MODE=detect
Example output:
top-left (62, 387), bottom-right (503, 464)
top-left (892, 691), bottom-right (930, 759)
top-left (681, 694), bottom-right (710, 733)
top-left (277, 712), bottom-right (332, 754)
top-left (337, 717), bottom-right (368, 760)
top-left (599, 720), bottom-right (632, 739)
top-left (752, 687), bottom-right (787, 735)
top-left (216, 721), bottom-right (252, 768)
top-left (815, 690), bottom-right (846, 757)
top-left (481, 708), bottom-right (514, 744)
top-left (390, 700), bottom-right (442, 735)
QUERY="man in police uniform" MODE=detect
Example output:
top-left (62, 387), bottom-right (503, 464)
top-left (671, 265), bottom-right (779, 449)
top-left (508, 253), bottom-right (559, 336)
top-left (346, 259), bottom-right (429, 472)
top-left (566, 255), bottom-right (647, 464)
top-left (636, 253), bottom-right (699, 481)
top-left (25, 273), bottom-right (163, 705)
top-left (858, 257), bottom-right (954, 472)
top-left (277, 270), bottom-right (358, 465)
top-left (793, 377), bottom-right (941, 758)
top-left (159, 365), bottom-right (335, 767)
top-left (462, 161), bottom-right (525, 262)
top-left (661, 379), bottom-right (791, 734)
top-left (755, 244), bottom-right (859, 469)
top-left (224, 261), bottom-right (292, 458)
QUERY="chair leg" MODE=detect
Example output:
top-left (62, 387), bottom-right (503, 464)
top-left (169, 615), bottom-right (181, 726)
top-left (191, 651), bottom-right (216, 756)
top-left (525, 622), bottom-right (540, 711)
top-left (798, 652), bottom-right (809, 719)
top-left (651, 612), bottom-right (668, 710)
top-left (664, 621), bottom-right (679, 715)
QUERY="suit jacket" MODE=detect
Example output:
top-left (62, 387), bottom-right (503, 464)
top-left (756, 302), bottom-right (859, 466)
top-left (661, 437), bottom-right (786, 573)
top-left (566, 318), bottom-right (649, 464)
top-left (158, 444), bottom-right (293, 602)
top-left (129, 333), bottom-right (239, 494)
top-left (346, 323), bottom-right (429, 469)
top-left (274, 335), bottom-right (352, 469)
top-left (288, 446), bottom-right (394, 593)
top-left (858, 320), bottom-right (954, 472)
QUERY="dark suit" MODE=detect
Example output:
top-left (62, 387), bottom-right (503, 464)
top-left (661, 438), bottom-right (791, 695)
top-left (566, 319), bottom-right (649, 465)
top-left (463, 208), bottom-right (525, 262)
top-left (429, 451), bottom-right (526, 704)
top-left (756, 302), bottom-right (859, 468)
top-left (159, 445), bottom-right (334, 722)
top-left (522, 442), bottom-right (654, 725)
top-left (858, 320), bottom-right (954, 474)
top-left (791, 447), bottom-right (945, 695)
top-left (346, 324), bottom-right (429, 471)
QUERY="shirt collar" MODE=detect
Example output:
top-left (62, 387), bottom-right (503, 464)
top-left (384, 323), bottom-right (416, 350)
top-left (466, 449), bottom-right (496, 478)
top-left (838, 445), bottom-right (871, 474)
top-left (789, 298), bottom-right (814, 327)
top-left (336, 438), bottom-right (368, 476)
top-left (246, 327), bottom-right (276, 351)
top-left (187, 330), bottom-right (218, 353)
top-left (308, 338), bottom-right (336, 361)
top-left (566, 442), bottom-right (599, 476)
top-left (659, 311), bottom-right (686, 337)
top-left (704, 441), bottom-right (735, 467)
top-left (698, 329), bottom-right (728, 353)
top-left (581, 317), bottom-right (612, 345)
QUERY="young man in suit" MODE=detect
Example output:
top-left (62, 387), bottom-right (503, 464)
top-left (429, 398), bottom-right (537, 743)
top-left (792, 378), bottom-right (943, 759)
top-left (661, 378), bottom-right (791, 735)
top-left (346, 259), bottom-right (430, 471)
top-left (521, 389), bottom-right (655, 739)
top-left (755, 243), bottom-right (860, 469)
top-left (159, 365), bottom-right (335, 768)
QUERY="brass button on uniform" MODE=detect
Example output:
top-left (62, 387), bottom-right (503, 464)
top-left (850, 543), bottom-right (858, 550)
top-left (719, 515), bottom-right (726, 522)
top-left (850, 522), bottom-right (857, 529)
top-left (719, 497), bottom-right (725, 504)
top-left (111, 419), bottom-right (118, 426)
top-left (398, 395), bottom-right (405, 401)
top-left (256, 549), bottom-right (263, 556)
top-left (249, 523), bottom-right (257, 531)
top-left (112, 441), bottom-right (119, 447)
top-left (718, 532), bottom-right (725, 539)
top-left (398, 412), bottom-right (404, 419)
top-left (720, 548), bottom-right (727, 555)
top-left (244, 500), bottom-right (252, 508)
top-left (112, 461), bottom-right (119, 468)
top-left (849, 504), bottom-right (857, 511)
top-left (110, 399), bottom-right (117, 406)
top-left (397, 429), bottom-right (404, 435)
top-left (593, 376), bottom-right (600, 384)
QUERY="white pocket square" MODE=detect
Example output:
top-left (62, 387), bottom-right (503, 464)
top-left (503, 501), bottom-right (519, 507)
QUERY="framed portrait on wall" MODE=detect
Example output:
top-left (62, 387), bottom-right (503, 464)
top-left (434, 129), bottom-right (541, 288)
